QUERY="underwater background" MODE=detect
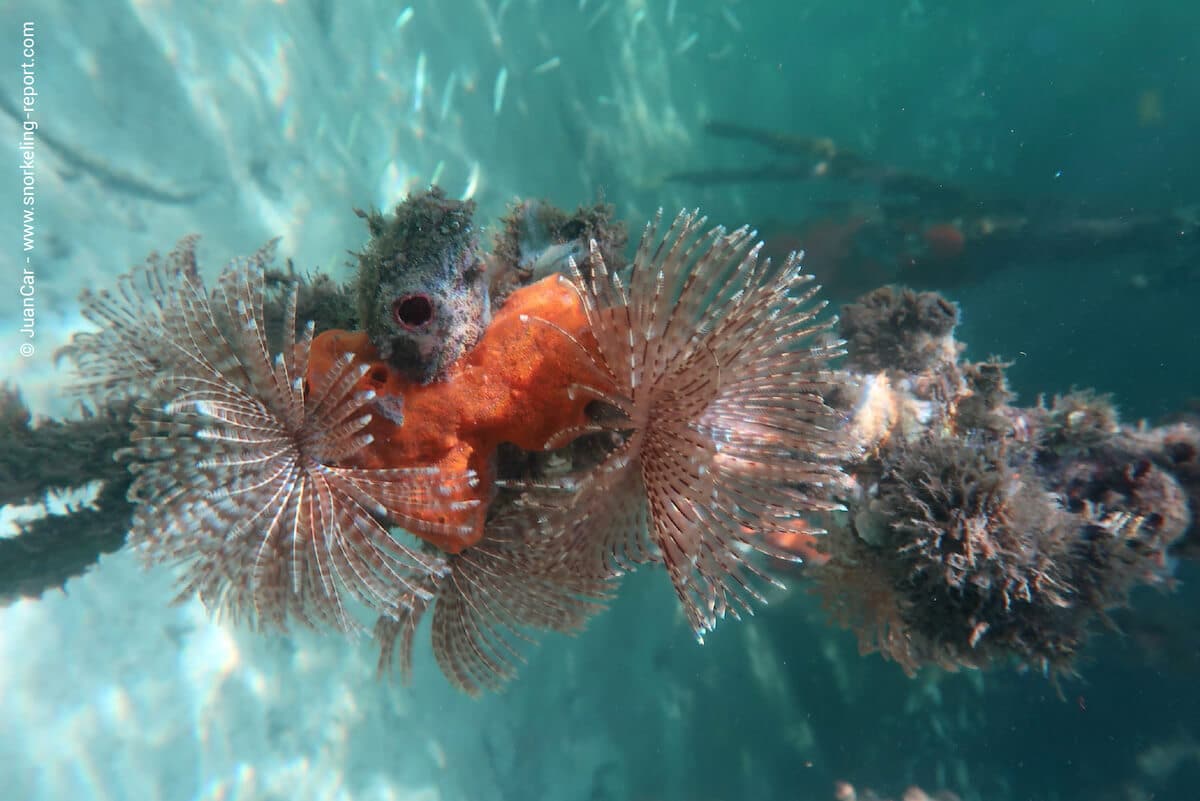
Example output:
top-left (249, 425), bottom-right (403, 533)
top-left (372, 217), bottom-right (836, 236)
top-left (1, 1), bottom-right (1198, 800)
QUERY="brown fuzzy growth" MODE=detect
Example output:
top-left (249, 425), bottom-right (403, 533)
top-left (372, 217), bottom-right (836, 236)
top-left (953, 359), bottom-right (1014, 436)
top-left (262, 263), bottom-right (358, 341)
top-left (839, 285), bottom-right (960, 374)
top-left (1054, 444), bottom-right (1191, 604)
top-left (1040, 390), bottom-right (1120, 454)
top-left (544, 209), bottom-right (847, 639)
top-left (880, 438), bottom-right (1069, 607)
top-left (1153, 423), bottom-right (1200, 556)
top-left (65, 238), bottom-right (480, 632)
top-left (490, 197), bottom-right (628, 305)
top-left (811, 545), bottom-right (930, 676)
top-left (354, 187), bottom-right (489, 384)
top-left (820, 379), bottom-right (1195, 677)
top-left (820, 435), bottom-right (1088, 674)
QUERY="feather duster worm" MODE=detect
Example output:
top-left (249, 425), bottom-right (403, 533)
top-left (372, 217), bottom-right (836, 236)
top-left (537, 209), bottom-right (847, 638)
top-left (62, 239), bottom-right (478, 632)
top-left (375, 498), bottom-right (611, 695)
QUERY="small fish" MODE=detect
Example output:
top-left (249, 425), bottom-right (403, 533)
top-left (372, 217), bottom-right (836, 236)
top-left (533, 56), bottom-right (561, 74)
top-left (631, 8), bottom-right (646, 38)
top-left (525, 241), bottom-right (585, 280)
top-left (345, 109), bottom-right (362, 150)
top-left (720, 5), bottom-right (742, 32)
top-left (439, 71), bottom-right (457, 122)
top-left (675, 31), bottom-right (699, 55)
top-left (393, 7), bottom-right (414, 30)
top-left (586, 1), bottom-right (610, 29)
top-left (492, 66), bottom-right (508, 116)
top-left (413, 51), bottom-right (427, 112)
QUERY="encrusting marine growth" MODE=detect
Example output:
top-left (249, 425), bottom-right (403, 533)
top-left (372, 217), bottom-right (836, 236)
top-left (61, 192), bottom-right (847, 693)
top-left (808, 285), bottom-right (1193, 677)
top-left (43, 189), bottom-right (1199, 694)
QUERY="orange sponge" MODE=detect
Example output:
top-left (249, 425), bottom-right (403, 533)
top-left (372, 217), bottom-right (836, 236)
top-left (307, 274), bottom-right (607, 553)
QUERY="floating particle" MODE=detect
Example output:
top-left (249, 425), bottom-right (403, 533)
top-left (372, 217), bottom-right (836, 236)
top-left (533, 56), bottom-right (561, 74)
top-left (492, 67), bottom-right (508, 115)
top-left (476, 0), bottom-right (504, 50)
top-left (1138, 88), bottom-right (1167, 126)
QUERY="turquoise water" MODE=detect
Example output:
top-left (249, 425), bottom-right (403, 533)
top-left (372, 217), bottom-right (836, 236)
top-left (1, 2), bottom-right (1197, 800)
